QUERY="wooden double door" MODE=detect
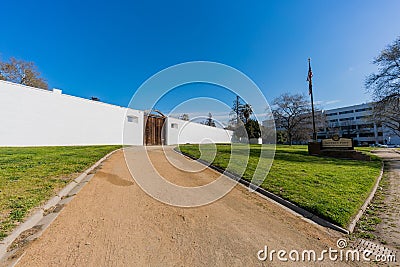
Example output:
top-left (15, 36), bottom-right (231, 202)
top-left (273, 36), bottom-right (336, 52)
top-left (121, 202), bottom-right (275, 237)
top-left (144, 115), bottom-right (165, 145)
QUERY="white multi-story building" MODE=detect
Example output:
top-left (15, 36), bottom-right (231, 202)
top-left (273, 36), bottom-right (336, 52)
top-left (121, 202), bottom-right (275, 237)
top-left (318, 103), bottom-right (400, 145)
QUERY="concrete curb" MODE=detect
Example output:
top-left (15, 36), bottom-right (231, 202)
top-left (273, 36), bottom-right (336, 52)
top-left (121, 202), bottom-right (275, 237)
top-left (0, 148), bottom-right (121, 264)
top-left (347, 161), bottom-right (385, 233)
top-left (174, 148), bottom-right (351, 234)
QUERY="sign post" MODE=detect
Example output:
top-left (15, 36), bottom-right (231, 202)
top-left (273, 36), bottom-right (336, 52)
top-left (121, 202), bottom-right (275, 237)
top-left (321, 135), bottom-right (353, 149)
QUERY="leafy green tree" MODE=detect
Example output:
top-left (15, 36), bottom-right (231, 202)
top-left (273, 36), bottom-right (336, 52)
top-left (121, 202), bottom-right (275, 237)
top-left (245, 119), bottom-right (261, 139)
top-left (230, 97), bottom-right (261, 141)
top-left (204, 112), bottom-right (216, 127)
top-left (241, 104), bottom-right (253, 124)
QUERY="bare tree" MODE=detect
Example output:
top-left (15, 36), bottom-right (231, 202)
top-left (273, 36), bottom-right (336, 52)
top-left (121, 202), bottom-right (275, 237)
top-left (366, 37), bottom-right (400, 137)
top-left (372, 95), bottom-right (400, 137)
top-left (230, 96), bottom-right (244, 125)
top-left (272, 93), bottom-right (313, 145)
top-left (366, 37), bottom-right (400, 100)
top-left (0, 57), bottom-right (48, 89)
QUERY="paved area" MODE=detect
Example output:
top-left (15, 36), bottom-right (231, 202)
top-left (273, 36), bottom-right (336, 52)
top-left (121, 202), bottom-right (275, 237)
top-left (11, 147), bottom-right (354, 266)
top-left (370, 149), bottom-right (400, 250)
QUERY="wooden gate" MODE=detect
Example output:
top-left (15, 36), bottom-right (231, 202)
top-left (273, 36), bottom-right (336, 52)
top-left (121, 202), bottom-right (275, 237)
top-left (144, 115), bottom-right (165, 145)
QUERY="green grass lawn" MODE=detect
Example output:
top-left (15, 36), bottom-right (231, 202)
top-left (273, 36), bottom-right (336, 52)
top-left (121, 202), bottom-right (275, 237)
top-left (179, 144), bottom-right (382, 228)
top-left (0, 145), bottom-right (120, 240)
top-left (355, 146), bottom-right (378, 153)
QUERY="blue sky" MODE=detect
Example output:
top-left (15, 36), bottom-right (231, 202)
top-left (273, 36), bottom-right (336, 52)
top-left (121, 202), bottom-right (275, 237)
top-left (1, 0), bottom-right (399, 124)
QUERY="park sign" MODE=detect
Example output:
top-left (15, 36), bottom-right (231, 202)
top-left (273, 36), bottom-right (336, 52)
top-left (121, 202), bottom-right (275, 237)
top-left (309, 135), bottom-right (368, 160)
top-left (321, 135), bottom-right (353, 149)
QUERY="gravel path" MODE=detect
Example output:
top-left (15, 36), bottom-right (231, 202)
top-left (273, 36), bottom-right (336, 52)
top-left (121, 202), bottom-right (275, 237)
top-left (13, 147), bottom-right (355, 266)
top-left (370, 149), bottom-right (400, 250)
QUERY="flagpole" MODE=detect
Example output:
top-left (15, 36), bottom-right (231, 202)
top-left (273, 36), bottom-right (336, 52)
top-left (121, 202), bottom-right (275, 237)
top-left (308, 58), bottom-right (317, 141)
top-left (236, 95), bottom-right (240, 125)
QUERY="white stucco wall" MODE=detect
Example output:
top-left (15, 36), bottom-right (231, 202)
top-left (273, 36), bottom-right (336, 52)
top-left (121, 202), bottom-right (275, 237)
top-left (0, 80), bottom-right (143, 146)
top-left (165, 117), bottom-right (233, 145)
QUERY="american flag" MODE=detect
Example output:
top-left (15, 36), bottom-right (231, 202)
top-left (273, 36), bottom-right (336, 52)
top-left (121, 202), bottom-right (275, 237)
top-left (307, 59), bottom-right (313, 95)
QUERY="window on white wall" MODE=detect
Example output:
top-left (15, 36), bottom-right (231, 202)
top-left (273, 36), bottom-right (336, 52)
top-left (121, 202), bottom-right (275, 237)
top-left (127, 116), bottom-right (138, 123)
top-left (171, 123), bottom-right (178, 129)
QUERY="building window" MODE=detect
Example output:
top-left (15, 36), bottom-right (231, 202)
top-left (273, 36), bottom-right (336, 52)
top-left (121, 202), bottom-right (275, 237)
top-left (358, 107), bottom-right (372, 112)
top-left (326, 112), bottom-right (338, 117)
top-left (171, 123), bottom-right (178, 129)
top-left (339, 110), bottom-right (354, 115)
top-left (339, 117), bottom-right (354, 121)
top-left (356, 116), bottom-right (368, 120)
top-left (341, 125), bottom-right (356, 131)
top-left (358, 123), bottom-right (374, 129)
top-left (355, 107), bottom-right (373, 112)
top-left (359, 133), bottom-right (375, 138)
top-left (127, 116), bottom-right (138, 123)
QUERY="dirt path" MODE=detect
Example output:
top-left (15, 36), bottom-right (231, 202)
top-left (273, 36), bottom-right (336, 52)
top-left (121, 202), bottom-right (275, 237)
top-left (13, 147), bottom-right (354, 266)
top-left (369, 149), bottom-right (400, 250)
